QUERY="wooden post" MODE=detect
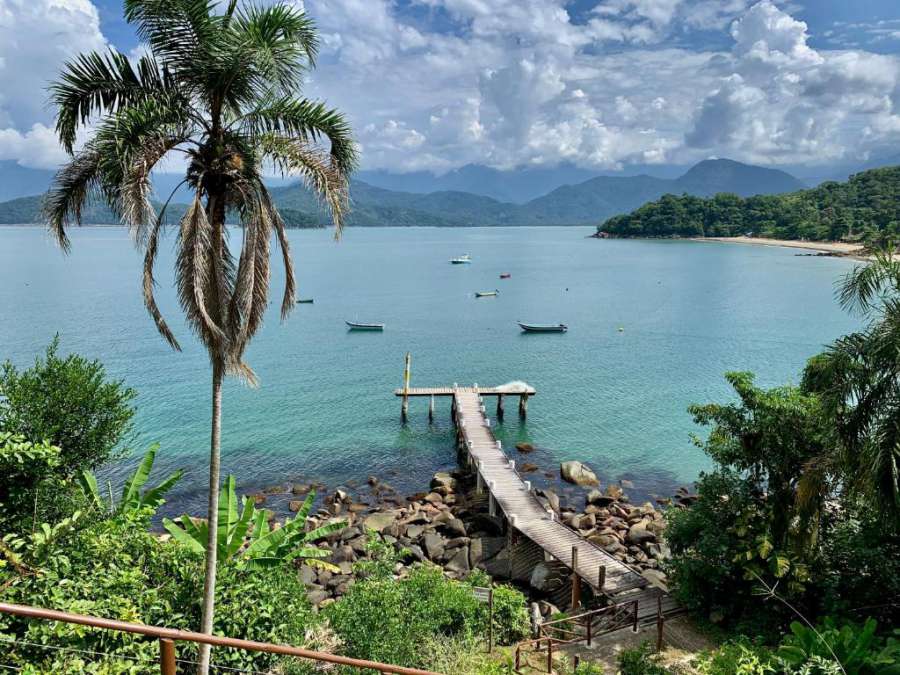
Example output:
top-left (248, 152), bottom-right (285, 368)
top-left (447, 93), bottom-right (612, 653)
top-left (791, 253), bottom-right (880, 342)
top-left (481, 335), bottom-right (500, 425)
top-left (496, 394), bottom-right (504, 421)
top-left (656, 595), bottom-right (664, 652)
top-left (159, 638), bottom-right (176, 675)
top-left (401, 352), bottom-right (411, 423)
top-left (451, 396), bottom-right (457, 423)
top-left (570, 546), bottom-right (581, 611)
top-left (547, 638), bottom-right (553, 673)
top-left (598, 565), bottom-right (606, 591)
top-left (515, 647), bottom-right (521, 671)
top-left (488, 589), bottom-right (494, 654)
top-left (428, 395), bottom-right (435, 423)
top-left (519, 394), bottom-right (528, 418)
top-left (586, 613), bottom-right (592, 646)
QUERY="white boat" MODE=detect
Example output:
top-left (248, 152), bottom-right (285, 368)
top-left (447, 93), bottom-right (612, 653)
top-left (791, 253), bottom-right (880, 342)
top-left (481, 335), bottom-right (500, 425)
top-left (475, 290), bottom-right (499, 297)
top-left (450, 254), bottom-right (472, 264)
top-left (346, 321), bottom-right (384, 331)
top-left (518, 322), bottom-right (568, 333)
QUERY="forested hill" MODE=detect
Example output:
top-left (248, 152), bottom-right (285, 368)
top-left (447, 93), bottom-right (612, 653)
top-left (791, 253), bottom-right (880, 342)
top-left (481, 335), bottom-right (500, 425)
top-left (598, 166), bottom-right (900, 243)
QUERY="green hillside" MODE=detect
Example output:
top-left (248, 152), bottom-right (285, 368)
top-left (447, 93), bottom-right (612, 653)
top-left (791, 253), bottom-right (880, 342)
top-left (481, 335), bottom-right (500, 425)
top-left (598, 166), bottom-right (900, 243)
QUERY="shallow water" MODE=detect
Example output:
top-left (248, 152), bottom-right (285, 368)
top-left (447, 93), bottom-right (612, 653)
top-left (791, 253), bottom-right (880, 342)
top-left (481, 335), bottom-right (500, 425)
top-left (0, 226), bottom-right (860, 515)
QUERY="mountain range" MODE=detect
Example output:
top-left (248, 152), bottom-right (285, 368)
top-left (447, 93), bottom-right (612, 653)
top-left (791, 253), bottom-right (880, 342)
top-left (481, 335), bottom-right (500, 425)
top-left (0, 158), bottom-right (810, 227)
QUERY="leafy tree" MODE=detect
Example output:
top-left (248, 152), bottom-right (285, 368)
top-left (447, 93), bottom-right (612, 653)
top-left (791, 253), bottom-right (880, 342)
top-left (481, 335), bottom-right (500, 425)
top-left (803, 247), bottom-right (900, 524)
top-left (688, 372), bottom-right (831, 549)
top-left (45, 0), bottom-right (356, 669)
top-left (0, 337), bottom-right (136, 473)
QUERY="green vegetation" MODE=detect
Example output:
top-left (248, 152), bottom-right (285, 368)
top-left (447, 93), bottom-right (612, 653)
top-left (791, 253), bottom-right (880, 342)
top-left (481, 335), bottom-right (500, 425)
top-left (163, 476), bottom-right (342, 570)
top-left (598, 166), bottom-right (900, 244)
top-left (46, 0), bottom-right (358, 668)
top-left (0, 337), bottom-right (136, 477)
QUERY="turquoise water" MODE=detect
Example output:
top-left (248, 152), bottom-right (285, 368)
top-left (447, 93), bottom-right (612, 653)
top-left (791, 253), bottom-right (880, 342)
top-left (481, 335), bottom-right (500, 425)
top-left (0, 226), bottom-right (861, 514)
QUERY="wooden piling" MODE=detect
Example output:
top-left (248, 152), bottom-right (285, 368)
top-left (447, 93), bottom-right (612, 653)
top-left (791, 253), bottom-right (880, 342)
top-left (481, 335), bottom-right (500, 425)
top-left (518, 393), bottom-right (528, 418)
top-left (496, 394), bottom-right (504, 421)
top-left (598, 565), bottom-right (606, 591)
top-left (401, 353), bottom-right (411, 423)
top-left (428, 395), bottom-right (435, 422)
top-left (570, 546), bottom-right (581, 610)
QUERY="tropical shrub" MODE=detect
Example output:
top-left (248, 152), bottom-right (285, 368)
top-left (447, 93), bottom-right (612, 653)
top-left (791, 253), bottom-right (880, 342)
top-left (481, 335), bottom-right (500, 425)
top-left (466, 569), bottom-right (530, 645)
top-left (78, 443), bottom-right (183, 518)
top-left (163, 476), bottom-right (342, 570)
top-left (0, 516), bottom-right (318, 674)
top-left (0, 337), bottom-right (136, 473)
top-left (778, 618), bottom-right (900, 674)
top-left (324, 560), bottom-right (527, 668)
top-left (696, 641), bottom-right (780, 675)
top-left (0, 432), bottom-right (63, 528)
top-left (618, 642), bottom-right (670, 675)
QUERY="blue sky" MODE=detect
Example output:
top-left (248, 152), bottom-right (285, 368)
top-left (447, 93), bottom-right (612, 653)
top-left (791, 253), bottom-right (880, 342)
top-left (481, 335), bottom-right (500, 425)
top-left (1, 0), bottom-right (899, 174)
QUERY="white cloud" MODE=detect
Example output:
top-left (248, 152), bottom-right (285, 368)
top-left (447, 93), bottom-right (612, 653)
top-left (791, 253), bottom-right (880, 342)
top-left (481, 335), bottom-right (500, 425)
top-left (0, 0), bottom-right (107, 167)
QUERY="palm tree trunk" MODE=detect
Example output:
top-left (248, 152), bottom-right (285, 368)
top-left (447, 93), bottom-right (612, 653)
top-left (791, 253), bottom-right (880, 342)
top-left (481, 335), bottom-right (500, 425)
top-left (197, 359), bottom-right (224, 675)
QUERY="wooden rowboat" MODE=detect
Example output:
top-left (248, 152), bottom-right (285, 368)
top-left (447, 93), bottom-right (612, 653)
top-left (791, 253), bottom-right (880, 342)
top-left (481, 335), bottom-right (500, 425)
top-left (518, 322), bottom-right (567, 333)
top-left (296, 298), bottom-right (314, 304)
top-left (499, 273), bottom-right (511, 279)
top-left (475, 290), bottom-right (499, 297)
top-left (346, 321), bottom-right (384, 331)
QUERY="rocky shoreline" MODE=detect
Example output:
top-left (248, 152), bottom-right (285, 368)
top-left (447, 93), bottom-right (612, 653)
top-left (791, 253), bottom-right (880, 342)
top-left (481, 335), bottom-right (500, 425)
top-left (242, 456), bottom-right (696, 614)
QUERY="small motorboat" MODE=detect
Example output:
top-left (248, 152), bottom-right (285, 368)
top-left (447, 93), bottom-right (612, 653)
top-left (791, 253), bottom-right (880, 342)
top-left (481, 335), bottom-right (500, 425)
top-left (296, 298), bottom-right (314, 304)
top-left (450, 254), bottom-right (472, 264)
top-left (499, 273), bottom-right (511, 279)
top-left (346, 321), bottom-right (384, 331)
top-left (518, 322), bottom-right (568, 333)
top-left (475, 290), bottom-right (499, 298)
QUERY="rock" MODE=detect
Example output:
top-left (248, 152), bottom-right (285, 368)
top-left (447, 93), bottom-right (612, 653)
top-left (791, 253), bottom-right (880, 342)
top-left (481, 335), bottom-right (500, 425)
top-left (538, 601), bottom-right (560, 617)
top-left (288, 500), bottom-right (304, 512)
top-left (408, 544), bottom-right (426, 562)
top-left (515, 442), bottom-right (535, 453)
top-left (424, 492), bottom-right (444, 505)
top-left (587, 533), bottom-right (620, 549)
top-left (468, 513), bottom-right (505, 536)
top-left (422, 532), bottom-right (446, 560)
top-left (348, 536), bottom-right (368, 555)
top-left (291, 483), bottom-right (311, 495)
top-left (298, 566), bottom-right (317, 585)
top-left (332, 545), bottom-right (356, 564)
top-left (470, 536), bottom-right (505, 566)
top-left (530, 603), bottom-right (543, 637)
top-left (406, 524), bottom-right (426, 540)
top-left (605, 484), bottom-right (624, 500)
top-left (626, 522), bottom-right (656, 546)
top-left (573, 513), bottom-right (596, 530)
top-left (445, 536), bottom-right (471, 550)
top-left (520, 462), bottom-right (539, 473)
top-left (332, 489), bottom-right (350, 503)
top-left (621, 479), bottom-right (635, 489)
top-left (585, 490), bottom-right (614, 507)
top-left (367, 476), bottom-right (379, 487)
top-left (560, 461), bottom-right (599, 487)
top-left (445, 547), bottom-right (471, 575)
top-left (430, 472), bottom-right (457, 491)
top-left (250, 493), bottom-right (266, 505)
top-left (363, 511), bottom-right (398, 533)
top-left (529, 562), bottom-right (565, 593)
top-left (536, 489), bottom-right (560, 513)
top-left (442, 517), bottom-right (467, 537)
top-left (306, 589), bottom-right (328, 606)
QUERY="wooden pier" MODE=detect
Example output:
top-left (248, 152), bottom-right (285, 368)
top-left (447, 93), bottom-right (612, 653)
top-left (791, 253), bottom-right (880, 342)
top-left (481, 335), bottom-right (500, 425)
top-left (394, 382), bottom-right (671, 607)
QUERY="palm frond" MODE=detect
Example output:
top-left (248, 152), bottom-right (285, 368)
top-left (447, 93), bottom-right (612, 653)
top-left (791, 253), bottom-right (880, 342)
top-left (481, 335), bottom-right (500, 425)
top-left (42, 146), bottom-right (103, 253)
top-left (838, 245), bottom-right (900, 315)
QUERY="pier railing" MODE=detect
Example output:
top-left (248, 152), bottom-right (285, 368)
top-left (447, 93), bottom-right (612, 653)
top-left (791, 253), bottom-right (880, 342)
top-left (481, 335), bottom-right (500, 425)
top-left (0, 602), bottom-right (439, 674)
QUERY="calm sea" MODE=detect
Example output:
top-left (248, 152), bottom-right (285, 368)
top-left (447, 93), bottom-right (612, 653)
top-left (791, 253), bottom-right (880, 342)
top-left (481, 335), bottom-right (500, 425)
top-left (0, 226), bottom-right (861, 515)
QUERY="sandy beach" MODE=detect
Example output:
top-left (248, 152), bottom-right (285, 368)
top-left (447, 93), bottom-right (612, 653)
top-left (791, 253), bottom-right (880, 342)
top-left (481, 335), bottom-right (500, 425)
top-left (692, 236), bottom-right (867, 257)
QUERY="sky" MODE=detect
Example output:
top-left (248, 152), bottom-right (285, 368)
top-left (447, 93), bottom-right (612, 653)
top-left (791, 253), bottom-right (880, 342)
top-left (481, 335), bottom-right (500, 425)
top-left (0, 0), bottom-right (899, 175)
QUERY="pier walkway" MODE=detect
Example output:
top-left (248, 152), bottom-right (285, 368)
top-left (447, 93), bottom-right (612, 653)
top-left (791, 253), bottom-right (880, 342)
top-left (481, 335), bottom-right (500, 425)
top-left (395, 383), bottom-right (664, 602)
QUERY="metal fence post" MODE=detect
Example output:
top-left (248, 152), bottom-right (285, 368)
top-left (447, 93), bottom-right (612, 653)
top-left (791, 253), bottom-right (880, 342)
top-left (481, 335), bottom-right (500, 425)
top-left (159, 638), bottom-right (176, 675)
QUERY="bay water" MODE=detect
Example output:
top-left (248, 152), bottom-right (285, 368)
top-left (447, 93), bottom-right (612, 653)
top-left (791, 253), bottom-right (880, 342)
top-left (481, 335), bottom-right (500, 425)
top-left (0, 226), bottom-right (860, 515)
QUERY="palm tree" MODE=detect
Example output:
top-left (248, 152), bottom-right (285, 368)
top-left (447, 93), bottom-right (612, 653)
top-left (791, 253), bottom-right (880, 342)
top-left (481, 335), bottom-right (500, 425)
top-left (44, 1), bottom-right (356, 671)
top-left (803, 246), bottom-right (900, 524)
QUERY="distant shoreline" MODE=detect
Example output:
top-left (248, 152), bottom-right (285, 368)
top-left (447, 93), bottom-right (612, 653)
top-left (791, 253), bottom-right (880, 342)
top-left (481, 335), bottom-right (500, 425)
top-left (691, 236), bottom-right (864, 255)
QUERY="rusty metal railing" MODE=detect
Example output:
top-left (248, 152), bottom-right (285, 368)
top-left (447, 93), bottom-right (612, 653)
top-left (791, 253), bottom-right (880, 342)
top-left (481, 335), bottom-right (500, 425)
top-left (0, 602), bottom-right (439, 674)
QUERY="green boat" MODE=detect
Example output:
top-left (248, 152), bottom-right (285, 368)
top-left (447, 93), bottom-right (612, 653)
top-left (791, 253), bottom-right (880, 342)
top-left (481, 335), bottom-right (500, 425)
top-left (346, 321), bottom-right (384, 331)
top-left (518, 322), bottom-right (567, 333)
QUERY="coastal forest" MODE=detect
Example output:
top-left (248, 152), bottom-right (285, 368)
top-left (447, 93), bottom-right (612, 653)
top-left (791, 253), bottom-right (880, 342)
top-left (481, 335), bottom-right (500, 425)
top-left (598, 166), bottom-right (900, 244)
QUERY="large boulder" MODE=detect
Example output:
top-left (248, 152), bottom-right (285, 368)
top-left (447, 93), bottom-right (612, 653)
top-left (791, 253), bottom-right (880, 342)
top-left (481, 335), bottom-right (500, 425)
top-left (422, 532), bottom-right (446, 561)
top-left (529, 562), bottom-right (566, 593)
top-left (431, 472), bottom-right (457, 491)
top-left (445, 547), bottom-right (471, 575)
top-left (626, 522), bottom-right (657, 546)
top-left (363, 511), bottom-right (398, 533)
top-left (560, 461), bottom-right (599, 487)
top-left (586, 489), bottom-right (614, 507)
